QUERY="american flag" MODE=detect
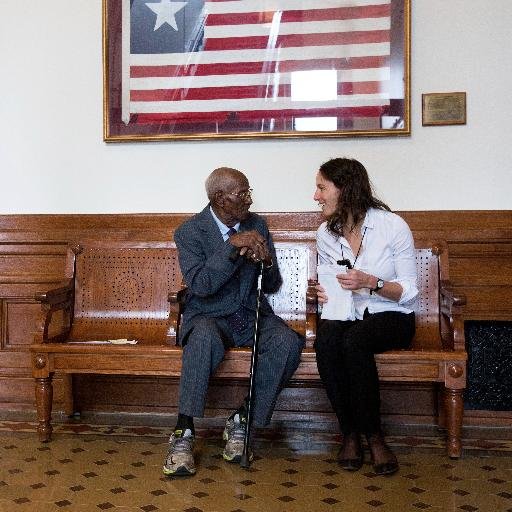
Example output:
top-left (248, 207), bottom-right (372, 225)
top-left (122, 0), bottom-right (391, 132)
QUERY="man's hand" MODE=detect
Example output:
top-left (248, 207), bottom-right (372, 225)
top-left (229, 230), bottom-right (271, 264)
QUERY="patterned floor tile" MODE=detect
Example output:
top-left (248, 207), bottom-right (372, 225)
top-left (1, 422), bottom-right (512, 512)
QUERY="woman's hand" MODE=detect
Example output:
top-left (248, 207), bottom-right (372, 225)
top-left (337, 269), bottom-right (373, 291)
top-left (316, 284), bottom-right (329, 304)
top-left (337, 269), bottom-right (404, 301)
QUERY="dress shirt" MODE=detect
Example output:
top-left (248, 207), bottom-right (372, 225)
top-left (210, 206), bottom-right (240, 241)
top-left (316, 208), bottom-right (419, 319)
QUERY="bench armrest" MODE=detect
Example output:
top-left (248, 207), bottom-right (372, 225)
top-left (440, 282), bottom-right (466, 308)
top-left (35, 282), bottom-right (74, 305)
top-left (440, 280), bottom-right (467, 351)
top-left (305, 279), bottom-right (319, 346)
top-left (34, 280), bottom-right (74, 343)
top-left (167, 286), bottom-right (187, 343)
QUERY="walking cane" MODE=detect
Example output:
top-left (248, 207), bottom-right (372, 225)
top-left (240, 260), bottom-right (265, 469)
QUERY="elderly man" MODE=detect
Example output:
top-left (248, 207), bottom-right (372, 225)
top-left (163, 167), bottom-right (304, 476)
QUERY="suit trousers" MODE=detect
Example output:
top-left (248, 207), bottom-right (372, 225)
top-left (315, 310), bottom-right (415, 435)
top-left (178, 313), bottom-right (304, 427)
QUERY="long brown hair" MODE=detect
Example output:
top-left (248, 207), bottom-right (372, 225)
top-left (319, 158), bottom-right (390, 237)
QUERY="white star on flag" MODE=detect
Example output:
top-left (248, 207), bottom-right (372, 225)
top-left (145, 0), bottom-right (187, 31)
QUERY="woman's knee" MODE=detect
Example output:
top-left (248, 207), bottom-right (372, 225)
top-left (314, 335), bottom-right (333, 361)
top-left (315, 321), bottom-right (340, 352)
top-left (336, 332), bottom-right (378, 373)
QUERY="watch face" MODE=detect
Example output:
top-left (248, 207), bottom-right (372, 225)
top-left (377, 279), bottom-right (384, 289)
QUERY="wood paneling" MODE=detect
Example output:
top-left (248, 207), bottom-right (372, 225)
top-left (2, 300), bottom-right (41, 347)
top-left (0, 211), bottom-right (511, 428)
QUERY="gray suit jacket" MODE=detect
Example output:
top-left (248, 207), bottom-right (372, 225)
top-left (174, 205), bottom-right (282, 345)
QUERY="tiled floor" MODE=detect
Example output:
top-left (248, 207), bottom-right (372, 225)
top-left (1, 420), bottom-right (512, 512)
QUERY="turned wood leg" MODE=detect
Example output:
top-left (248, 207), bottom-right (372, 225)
top-left (444, 387), bottom-right (463, 458)
top-left (35, 376), bottom-right (53, 442)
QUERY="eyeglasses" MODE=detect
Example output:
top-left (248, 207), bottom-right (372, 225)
top-left (225, 188), bottom-right (253, 201)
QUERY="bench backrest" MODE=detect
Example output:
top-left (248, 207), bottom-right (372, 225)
top-left (268, 239), bottom-right (445, 349)
top-left (414, 243), bottom-right (443, 349)
top-left (267, 240), bottom-right (317, 345)
top-left (68, 242), bottom-right (180, 344)
top-left (65, 239), bottom-right (446, 349)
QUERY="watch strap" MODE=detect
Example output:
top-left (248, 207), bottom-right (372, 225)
top-left (370, 278), bottom-right (384, 294)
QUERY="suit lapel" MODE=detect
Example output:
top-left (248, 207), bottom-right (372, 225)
top-left (197, 205), bottom-right (225, 252)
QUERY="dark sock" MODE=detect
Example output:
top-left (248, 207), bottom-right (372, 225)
top-left (175, 413), bottom-right (195, 435)
top-left (230, 399), bottom-right (248, 421)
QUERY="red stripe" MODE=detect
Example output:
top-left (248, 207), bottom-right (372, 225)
top-left (203, 30), bottom-right (389, 51)
top-left (237, 106), bottom-right (386, 120)
top-left (131, 56), bottom-right (389, 78)
top-left (132, 85), bottom-right (286, 101)
top-left (206, 5), bottom-right (391, 26)
top-left (338, 81), bottom-right (384, 95)
top-left (133, 105), bottom-right (386, 124)
top-left (131, 81), bottom-right (385, 102)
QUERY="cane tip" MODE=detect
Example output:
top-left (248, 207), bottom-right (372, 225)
top-left (240, 454), bottom-right (251, 469)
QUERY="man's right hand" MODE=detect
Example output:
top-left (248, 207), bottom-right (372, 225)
top-left (229, 230), bottom-right (270, 263)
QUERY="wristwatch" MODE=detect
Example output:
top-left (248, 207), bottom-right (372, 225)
top-left (371, 278), bottom-right (384, 294)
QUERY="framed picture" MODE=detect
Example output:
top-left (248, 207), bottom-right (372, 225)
top-left (422, 92), bottom-right (466, 126)
top-left (103, 0), bottom-right (411, 141)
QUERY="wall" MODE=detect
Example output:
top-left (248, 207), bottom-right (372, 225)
top-left (1, 1), bottom-right (511, 214)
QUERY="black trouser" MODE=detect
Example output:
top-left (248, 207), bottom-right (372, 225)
top-left (315, 310), bottom-right (415, 435)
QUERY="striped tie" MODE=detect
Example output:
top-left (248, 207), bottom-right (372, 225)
top-left (224, 227), bottom-right (250, 335)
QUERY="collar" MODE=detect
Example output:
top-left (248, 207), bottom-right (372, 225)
top-left (362, 208), bottom-right (375, 229)
top-left (209, 206), bottom-right (240, 237)
top-left (334, 209), bottom-right (373, 248)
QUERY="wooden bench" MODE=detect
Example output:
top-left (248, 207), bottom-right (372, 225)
top-left (31, 237), bottom-right (467, 457)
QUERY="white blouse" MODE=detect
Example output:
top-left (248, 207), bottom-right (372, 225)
top-left (316, 208), bottom-right (419, 319)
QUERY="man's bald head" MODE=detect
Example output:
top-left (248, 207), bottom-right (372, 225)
top-left (205, 167), bottom-right (248, 201)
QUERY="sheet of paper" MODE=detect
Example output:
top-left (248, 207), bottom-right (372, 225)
top-left (68, 339), bottom-right (138, 345)
top-left (317, 264), bottom-right (355, 321)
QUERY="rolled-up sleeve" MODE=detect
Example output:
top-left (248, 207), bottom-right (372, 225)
top-left (390, 217), bottom-right (419, 307)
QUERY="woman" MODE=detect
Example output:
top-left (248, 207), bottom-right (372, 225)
top-left (314, 158), bottom-right (418, 475)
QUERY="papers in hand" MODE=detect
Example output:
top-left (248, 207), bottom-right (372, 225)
top-left (68, 339), bottom-right (138, 345)
top-left (317, 264), bottom-right (355, 321)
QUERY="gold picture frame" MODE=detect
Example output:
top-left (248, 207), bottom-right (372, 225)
top-left (422, 92), bottom-right (466, 126)
top-left (103, 0), bottom-right (411, 142)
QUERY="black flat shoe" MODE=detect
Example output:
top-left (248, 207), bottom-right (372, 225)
top-left (339, 453), bottom-right (364, 471)
top-left (366, 432), bottom-right (399, 476)
top-left (337, 433), bottom-right (363, 471)
top-left (373, 460), bottom-right (399, 476)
